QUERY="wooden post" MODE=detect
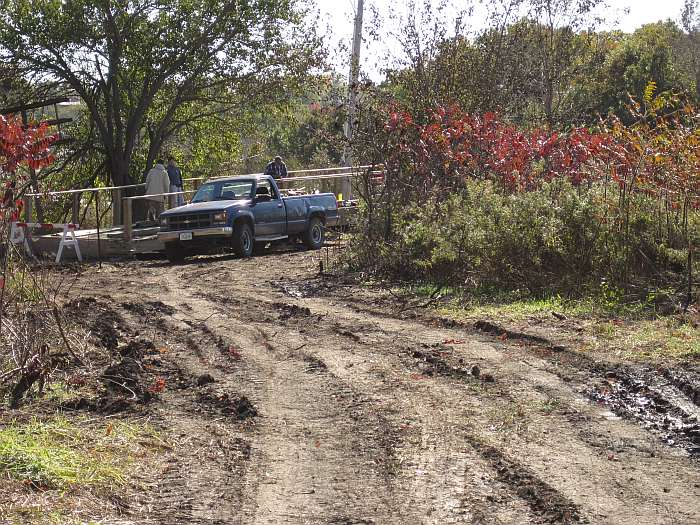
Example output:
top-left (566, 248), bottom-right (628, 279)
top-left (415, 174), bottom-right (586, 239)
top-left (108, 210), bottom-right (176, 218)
top-left (71, 192), bottom-right (80, 225)
top-left (24, 196), bottom-right (33, 222)
top-left (123, 197), bottom-right (133, 242)
top-left (112, 188), bottom-right (122, 226)
top-left (95, 190), bottom-right (102, 268)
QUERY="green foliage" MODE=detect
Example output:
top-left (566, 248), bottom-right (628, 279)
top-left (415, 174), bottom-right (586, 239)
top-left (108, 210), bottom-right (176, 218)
top-left (381, 6), bottom-right (696, 126)
top-left (0, 0), bottom-right (323, 185)
top-left (596, 22), bottom-right (688, 119)
top-left (347, 179), bottom-right (695, 298)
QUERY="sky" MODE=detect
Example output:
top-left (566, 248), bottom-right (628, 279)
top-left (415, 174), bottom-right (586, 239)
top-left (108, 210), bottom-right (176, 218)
top-left (315, 0), bottom-right (687, 80)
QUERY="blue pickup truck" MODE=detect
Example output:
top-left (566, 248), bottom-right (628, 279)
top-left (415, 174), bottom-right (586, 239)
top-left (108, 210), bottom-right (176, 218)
top-left (158, 175), bottom-right (338, 263)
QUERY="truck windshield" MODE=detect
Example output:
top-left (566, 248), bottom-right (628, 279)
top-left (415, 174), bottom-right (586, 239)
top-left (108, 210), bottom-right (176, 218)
top-left (191, 180), bottom-right (255, 203)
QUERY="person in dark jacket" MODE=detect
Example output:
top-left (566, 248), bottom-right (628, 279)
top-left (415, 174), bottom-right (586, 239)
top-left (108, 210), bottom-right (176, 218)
top-left (167, 157), bottom-right (184, 207)
top-left (264, 156), bottom-right (288, 179)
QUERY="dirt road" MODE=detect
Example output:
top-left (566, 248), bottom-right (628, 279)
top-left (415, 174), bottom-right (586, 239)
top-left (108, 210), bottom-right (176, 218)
top-left (67, 247), bottom-right (700, 524)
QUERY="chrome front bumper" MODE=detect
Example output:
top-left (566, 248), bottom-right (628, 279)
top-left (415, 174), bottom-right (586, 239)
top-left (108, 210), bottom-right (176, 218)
top-left (158, 226), bottom-right (232, 242)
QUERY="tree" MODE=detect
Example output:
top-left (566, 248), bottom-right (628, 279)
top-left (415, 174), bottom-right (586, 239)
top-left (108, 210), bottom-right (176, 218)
top-left (0, 0), bottom-right (322, 187)
top-left (470, 0), bottom-right (607, 125)
top-left (599, 22), bottom-right (686, 119)
top-left (381, 0), bottom-right (607, 125)
top-left (679, 0), bottom-right (700, 101)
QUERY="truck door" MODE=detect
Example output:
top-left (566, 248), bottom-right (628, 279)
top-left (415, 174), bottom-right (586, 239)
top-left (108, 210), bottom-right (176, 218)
top-left (253, 179), bottom-right (286, 236)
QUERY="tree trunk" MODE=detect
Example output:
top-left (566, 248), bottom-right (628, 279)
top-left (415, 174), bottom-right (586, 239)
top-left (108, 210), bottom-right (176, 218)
top-left (108, 154), bottom-right (132, 187)
top-left (145, 139), bottom-right (161, 173)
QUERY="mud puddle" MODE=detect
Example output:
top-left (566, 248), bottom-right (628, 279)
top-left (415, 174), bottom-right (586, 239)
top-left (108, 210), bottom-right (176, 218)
top-left (588, 366), bottom-right (700, 455)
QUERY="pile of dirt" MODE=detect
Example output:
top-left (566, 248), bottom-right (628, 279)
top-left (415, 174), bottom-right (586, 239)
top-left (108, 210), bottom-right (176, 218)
top-left (103, 359), bottom-right (142, 394)
top-left (197, 391), bottom-right (258, 420)
top-left (121, 300), bottom-right (176, 317)
top-left (60, 395), bottom-right (134, 415)
top-left (118, 338), bottom-right (156, 359)
top-left (64, 297), bottom-right (127, 350)
top-left (274, 302), bottom-right (312, 320)
top-left (474, 320), bottom-right (557, 348)
top-left (408, 344), bottom-right (495, 382)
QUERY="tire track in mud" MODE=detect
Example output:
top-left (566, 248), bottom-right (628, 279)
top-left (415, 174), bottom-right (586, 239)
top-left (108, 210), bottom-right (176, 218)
top-left (125, 271), bottom-right (539, 523)
top-left (190, 286), bottom-right (574, 523)
top-left (153, 272), bottom-right (408, 524)
top-left (191, 270), bottom-right (700, 524)
top-left (274, 282), bottom-right (700, 459)
top-left (70, 257), bottom-right (700, 524)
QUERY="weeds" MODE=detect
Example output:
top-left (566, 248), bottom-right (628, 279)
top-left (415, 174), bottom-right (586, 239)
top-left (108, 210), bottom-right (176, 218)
top-left (491, 403), bottom-right (529, 435)
top-left (0, 417), bottom-right (134, 490)
top-left (0, 416), bottom-right (167, 524)
top-left (0, 240), bottom-right (90, 407)
top-left (0, 417), bottom-right (164, 490)
top-left (531, 397), bottom-right (562, 415)
top-left (587, 318), bottom-right (700, 360)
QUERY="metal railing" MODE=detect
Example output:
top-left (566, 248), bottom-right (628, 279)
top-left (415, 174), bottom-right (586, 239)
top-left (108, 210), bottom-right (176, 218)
top-left (21, 165), bottom-right (382, 247)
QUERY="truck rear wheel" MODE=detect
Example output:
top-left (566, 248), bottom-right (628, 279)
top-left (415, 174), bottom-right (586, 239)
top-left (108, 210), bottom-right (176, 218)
top-left (254, 241), bottom-right (270, 254)
top-left (165, 242), bottom-right (185, 264)
top-left (303, 217), bottom-right (324, 250)
top-left (232, 223), bottom-right (254, 257)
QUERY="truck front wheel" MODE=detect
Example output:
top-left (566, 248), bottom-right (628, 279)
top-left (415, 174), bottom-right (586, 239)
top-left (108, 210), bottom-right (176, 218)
top-left (303, 217), bottom-right (324, 250)
top-left (165, 242), bottom-right (185, 264)
top-left (232, 223), bottom-right (254, 257)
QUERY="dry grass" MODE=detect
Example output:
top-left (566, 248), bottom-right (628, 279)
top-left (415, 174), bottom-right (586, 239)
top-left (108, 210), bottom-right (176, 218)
top-left (0, 415), bottom-right (168, 525)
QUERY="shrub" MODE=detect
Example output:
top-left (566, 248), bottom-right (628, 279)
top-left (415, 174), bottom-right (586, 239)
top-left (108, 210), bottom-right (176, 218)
top-left (347, 179), bottom-right (694, 298)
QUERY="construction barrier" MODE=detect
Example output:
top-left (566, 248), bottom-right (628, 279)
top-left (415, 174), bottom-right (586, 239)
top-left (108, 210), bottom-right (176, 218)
top-left (10, 222), bottom-right (82, 263)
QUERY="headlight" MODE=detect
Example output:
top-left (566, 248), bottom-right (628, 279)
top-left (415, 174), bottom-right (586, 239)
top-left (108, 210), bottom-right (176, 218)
top-left (212, 212), bottom-right (227, 223)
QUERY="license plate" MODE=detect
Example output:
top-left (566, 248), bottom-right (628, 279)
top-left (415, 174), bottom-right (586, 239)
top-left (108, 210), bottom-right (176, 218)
top-left (179, 232), bottom-right (193, 241)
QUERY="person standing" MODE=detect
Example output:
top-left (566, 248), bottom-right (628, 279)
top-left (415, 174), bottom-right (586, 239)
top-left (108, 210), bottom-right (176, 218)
top-left (264, 155), bottom-right (288, 179)
top-left (144, 159), bottom-right (170, 223)
top-left (167, 157), bottom-right (184, 207)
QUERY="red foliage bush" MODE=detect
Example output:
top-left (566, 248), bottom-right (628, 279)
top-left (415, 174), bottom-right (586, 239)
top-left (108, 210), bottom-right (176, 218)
top-left (0, 115), bottom-right (57, 174)
top-left (380, 103), bottom-right (699, 208)
top-left (0, 114), bottom-right (58, 220)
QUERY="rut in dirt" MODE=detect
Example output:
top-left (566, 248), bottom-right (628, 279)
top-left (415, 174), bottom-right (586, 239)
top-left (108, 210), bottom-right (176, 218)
top-left (64, 255), bottom-right (700, 525)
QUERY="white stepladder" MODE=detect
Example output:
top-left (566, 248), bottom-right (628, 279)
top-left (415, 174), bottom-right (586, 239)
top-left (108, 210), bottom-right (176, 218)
top-left (9, 222), bottom-right (82, 263)
top-left (55, 223), bottom-right (82, 263)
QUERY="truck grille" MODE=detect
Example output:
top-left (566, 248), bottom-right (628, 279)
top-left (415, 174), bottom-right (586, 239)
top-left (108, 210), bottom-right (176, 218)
top-left (165, 213), bottom-right (212, 230)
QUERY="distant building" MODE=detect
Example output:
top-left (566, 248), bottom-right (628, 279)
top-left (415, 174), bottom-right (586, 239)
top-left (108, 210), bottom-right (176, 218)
top-left (58, 94), bottom-right (81, 106)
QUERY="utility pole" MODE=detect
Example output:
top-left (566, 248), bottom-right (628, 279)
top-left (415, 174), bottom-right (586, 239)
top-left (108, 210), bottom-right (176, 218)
top-left (342, 0), bottom-right (364, 200)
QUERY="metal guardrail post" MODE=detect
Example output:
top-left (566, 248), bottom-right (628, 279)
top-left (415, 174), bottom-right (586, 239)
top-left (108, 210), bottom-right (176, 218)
top-left (123, 198), bottom-right (133, 242)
